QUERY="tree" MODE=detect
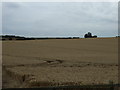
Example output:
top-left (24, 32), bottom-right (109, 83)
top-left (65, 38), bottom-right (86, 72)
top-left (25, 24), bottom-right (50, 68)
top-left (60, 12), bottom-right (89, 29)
top-left (84, 32), bottom-right (92, 38)
top-left (87, 32), bottom-right (92, 37)
top-left (84, 34), bottom-right (88, 38)
top-left (84, 32), bottom-right (97, 38)
top-left (92, 35), bottom-right (97, 38)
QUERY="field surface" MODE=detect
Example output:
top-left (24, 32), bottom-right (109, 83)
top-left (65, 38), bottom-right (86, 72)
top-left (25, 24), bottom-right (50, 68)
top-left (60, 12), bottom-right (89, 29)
top-left (2, 38), bottom-right (118, 88)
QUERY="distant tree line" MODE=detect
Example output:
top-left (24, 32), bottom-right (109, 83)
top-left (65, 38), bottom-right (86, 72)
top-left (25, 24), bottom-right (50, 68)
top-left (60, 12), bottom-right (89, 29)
top-left (0, 35), bottom-right (80, 41)
top-left (0, 32), bottom-right (98, 41)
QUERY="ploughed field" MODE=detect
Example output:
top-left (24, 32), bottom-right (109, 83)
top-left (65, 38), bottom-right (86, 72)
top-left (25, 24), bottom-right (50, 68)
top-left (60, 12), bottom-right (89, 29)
top-left (2, 38), bottom-right (118, 88)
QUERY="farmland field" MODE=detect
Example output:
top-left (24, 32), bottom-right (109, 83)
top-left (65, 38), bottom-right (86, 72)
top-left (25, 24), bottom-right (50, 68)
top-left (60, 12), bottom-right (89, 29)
top-left (2, 38), bottom-right (118, 88)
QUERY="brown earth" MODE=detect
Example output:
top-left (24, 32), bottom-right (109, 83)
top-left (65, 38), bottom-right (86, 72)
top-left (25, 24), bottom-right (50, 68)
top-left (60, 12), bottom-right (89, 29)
top-left (2, 38), bottom-right (118, 88)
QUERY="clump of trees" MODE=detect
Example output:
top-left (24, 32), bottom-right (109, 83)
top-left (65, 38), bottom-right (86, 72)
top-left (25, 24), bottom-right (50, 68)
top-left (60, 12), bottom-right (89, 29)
top-left (84, 32), bottom-right (97, 38)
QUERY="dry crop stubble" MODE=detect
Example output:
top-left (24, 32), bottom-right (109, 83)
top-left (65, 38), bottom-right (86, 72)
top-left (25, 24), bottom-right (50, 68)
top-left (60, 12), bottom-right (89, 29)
top-left (2, 38), bottom-right (118, 88)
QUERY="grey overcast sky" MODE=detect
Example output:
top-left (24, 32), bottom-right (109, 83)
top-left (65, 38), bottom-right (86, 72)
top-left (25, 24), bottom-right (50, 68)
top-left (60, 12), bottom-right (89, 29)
top-left (2, 2), bottom-right (118, 37)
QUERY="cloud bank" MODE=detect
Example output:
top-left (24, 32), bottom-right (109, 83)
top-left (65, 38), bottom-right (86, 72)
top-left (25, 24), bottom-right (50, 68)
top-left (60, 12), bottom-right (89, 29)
top-left (2, 2), bottom-right (118, 37)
